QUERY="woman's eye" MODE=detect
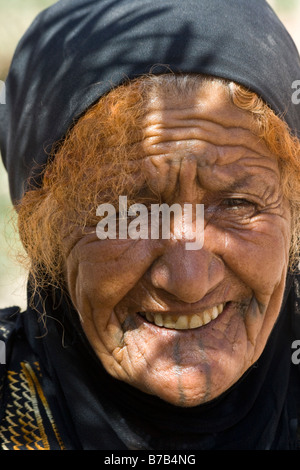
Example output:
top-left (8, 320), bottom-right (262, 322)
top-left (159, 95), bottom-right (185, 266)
top-left (222, 198), bottom-right (255, 209)
top-left (203, 197), bottom-right (259, 225)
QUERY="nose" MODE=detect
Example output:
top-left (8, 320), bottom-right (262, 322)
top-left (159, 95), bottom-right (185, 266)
top-left (150, 241), bottom-right (224, 304)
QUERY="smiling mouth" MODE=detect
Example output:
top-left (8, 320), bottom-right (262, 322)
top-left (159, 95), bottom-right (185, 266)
top-left (138, 302), bottom-right (226, 330)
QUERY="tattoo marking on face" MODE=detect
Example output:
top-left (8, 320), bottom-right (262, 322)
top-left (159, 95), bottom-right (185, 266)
top-left (249, 297), bottom-right (267, 316)
top-left (173, 338), bottom-right (187, 407)
top-left (197, 339), bottom-right (212, 403)
top-left (121, 314), bottom-right (138, 334)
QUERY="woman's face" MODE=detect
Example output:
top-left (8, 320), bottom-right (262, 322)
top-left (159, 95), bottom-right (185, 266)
top-left (64, 81), bottom-right (291, 407)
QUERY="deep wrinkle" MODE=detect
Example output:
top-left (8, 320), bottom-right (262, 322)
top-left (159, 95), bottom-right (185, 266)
top-left (173, 338), bottom-right (186, 407)
top-left (197, 338), bottom-right (211, 403)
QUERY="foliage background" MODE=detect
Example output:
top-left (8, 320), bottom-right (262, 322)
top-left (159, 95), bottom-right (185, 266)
top-left (0, 0), bottom-right (299, 309)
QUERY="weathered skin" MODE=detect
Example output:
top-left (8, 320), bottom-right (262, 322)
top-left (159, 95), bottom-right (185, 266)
top-left (63, 81), bottom-right (291, 407)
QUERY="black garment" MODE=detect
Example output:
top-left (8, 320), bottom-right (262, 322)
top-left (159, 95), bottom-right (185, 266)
top-left (0, 274), bottom-right (300, 450)
top-left (0, 0), bottom-right (300, 203)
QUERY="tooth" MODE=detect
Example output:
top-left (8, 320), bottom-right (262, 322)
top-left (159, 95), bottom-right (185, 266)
top-left (189, 314), bottom-right (203, 329)
top-left (146, 312), bottom-right (153, 322)
top-left (211, 306), bottom-right (219, 319)
top-left (217, 303), bottom-right (224, 313)
top-left (153, 313), bottom-right (163, 327)
top-left (174, 315), bottom-right (189, 329)
top-left (163, 315), bottom-right (176, 328)
top-left (203, 310), bottom-right (211, 325)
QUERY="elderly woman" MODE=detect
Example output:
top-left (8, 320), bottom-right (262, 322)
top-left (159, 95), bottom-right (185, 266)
top-left (0, 0), bottom-right (300, 451)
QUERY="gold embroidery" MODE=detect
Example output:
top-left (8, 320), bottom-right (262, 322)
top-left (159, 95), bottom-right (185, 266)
top-left (20, 362), bottom-right (50, 450)
top-left (22, 362), bottom-right (65, 449)
top-left (0, 362), bottom-right (65, 450)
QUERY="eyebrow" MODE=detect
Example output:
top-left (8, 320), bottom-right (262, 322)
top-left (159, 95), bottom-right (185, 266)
top-left (214, 173), bottom-right (280, 203)
top-left (219, 176), bottom-right (252, 193)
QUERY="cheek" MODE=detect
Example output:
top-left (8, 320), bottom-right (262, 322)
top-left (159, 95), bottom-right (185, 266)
top-left (65, 254), bottom-right (134, 377)
top-left (207, 216), bottom-right (291, 299)
top-left (66, 238), bottom-right (152, 311)
top-left (207, 215), bottom-right (290, 356)
top-left (64, 237), bottom-right (166, 349)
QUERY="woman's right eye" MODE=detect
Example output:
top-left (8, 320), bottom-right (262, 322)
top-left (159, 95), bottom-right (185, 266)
top-left (203, 196), bottom-right (259, 225)
top-left (221, 198), bottom-right (257, 210)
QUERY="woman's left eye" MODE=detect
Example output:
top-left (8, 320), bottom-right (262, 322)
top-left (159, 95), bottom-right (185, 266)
top-left (223, 198), bottom-right (255, 209)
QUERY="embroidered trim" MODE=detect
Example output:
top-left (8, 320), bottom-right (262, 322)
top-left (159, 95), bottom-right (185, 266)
top-left (0, 361), bottom-right (65, 450)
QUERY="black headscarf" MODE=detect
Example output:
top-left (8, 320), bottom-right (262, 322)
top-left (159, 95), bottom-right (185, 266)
top-left (1, 0), bottom-right (300, 450)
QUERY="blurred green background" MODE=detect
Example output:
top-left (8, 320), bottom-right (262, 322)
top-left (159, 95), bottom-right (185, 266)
top-left (0, 0), bottom-right (299, 310)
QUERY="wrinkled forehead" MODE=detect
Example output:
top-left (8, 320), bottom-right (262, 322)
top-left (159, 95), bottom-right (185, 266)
top-left (90, 76), bottom-right (279, 204)
top-left (133, 77), bottom-right (273, 162)
top-left (144, 79), bottom-right (247, 124)
top-left (139, 79), bottom-right (278, 194)
top-left (109, 76), bottom-right (264, 146)
top-left (141, 78), bottom-right (263, 143)
top-left (90, 75), bottom-right (276, 170)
